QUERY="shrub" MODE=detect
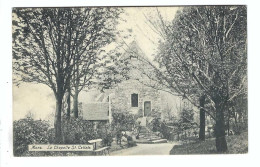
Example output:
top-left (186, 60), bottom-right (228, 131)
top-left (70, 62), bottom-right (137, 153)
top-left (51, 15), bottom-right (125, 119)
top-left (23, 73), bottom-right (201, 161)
top-left (13, 117), bottom-right (50, 156)
top-left (111, 113), bottom-right (137, 131)
top-left (135, 123), bottom-right (142, 139)
top-left (96, 122), bottom-right (113, 146)
top-left (231, 122), bottom-right (247, 135)
top-left (147, 117), bottom-right (173, 140)
top-left (150, 109), bottom-right (161, 118)
top-left (126, 135), bottom-right (136, 147)
top-left (62, 116), bottom-right (97, 144)
top-left (47, 128), bottom-right (55, 144)
top-left (102, 133), bottom-right (113, 146)
top-left (111, 113), bottom-right (137, 144)
top-left (160, 122), bottom-right (172, 139)
top-left (150, 117), bottom-right (161, 132)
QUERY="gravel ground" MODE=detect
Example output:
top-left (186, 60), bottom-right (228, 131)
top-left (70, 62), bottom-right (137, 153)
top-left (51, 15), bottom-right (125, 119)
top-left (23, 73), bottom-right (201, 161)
top-left (110, 142), bottom-right (177, 156)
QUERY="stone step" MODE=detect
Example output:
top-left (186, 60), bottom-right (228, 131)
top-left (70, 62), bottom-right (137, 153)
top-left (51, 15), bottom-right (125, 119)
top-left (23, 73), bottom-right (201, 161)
top-left (150, 136), bottom-right (161, 140)
top-left (136, 126), bottom-right (165, 144)
top-left (139, 133), bottom-right (159, 138)
top-left (139, 135), bottom-right (161, 140)
top-left (150, 135), bottom-right (159, 137)
top-left (152, 139), bottom-right (167, 143)
top-left (140, 117), bottom-right (147, 126)
top-left (147, 138), bottom-right (161, 141)
top-left (135, 138), bottom-right (167, 144)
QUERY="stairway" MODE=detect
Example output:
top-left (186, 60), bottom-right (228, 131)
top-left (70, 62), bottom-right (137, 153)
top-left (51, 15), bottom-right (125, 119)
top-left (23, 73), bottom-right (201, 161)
top-left (139, 117), bottom-right (147, 126)
top-left (136, 126), bottom-right (167, 144)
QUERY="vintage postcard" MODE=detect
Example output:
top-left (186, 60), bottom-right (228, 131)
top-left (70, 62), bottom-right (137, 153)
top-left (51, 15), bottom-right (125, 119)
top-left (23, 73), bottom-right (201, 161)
top-left (12, 6), bottom-right (247, 157)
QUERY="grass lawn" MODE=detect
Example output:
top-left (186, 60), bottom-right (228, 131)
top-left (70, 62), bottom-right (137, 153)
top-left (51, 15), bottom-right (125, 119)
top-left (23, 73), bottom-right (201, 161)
top-left (170, 132), bottom-right (248, 154)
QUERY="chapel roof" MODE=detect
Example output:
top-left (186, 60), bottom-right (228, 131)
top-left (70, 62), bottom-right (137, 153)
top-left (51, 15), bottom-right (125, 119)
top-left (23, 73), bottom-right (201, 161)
top-left (82, 102), bottom-right (109, 121)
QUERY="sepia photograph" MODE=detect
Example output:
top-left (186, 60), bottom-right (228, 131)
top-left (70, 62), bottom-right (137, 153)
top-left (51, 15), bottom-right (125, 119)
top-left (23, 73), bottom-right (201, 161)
top-left (11, 6), bottom-right (248, 157)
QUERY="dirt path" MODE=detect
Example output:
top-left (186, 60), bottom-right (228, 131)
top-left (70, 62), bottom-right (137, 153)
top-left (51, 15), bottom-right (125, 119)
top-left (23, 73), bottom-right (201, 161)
top-left (110, 142), bottom-right (176, 156)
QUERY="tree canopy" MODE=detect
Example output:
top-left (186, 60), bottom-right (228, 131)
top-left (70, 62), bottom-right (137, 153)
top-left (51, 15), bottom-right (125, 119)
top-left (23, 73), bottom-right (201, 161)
top-left (12, 7), bottom-right (122, 142)
top-left (127, 6), bottom-right (247, 152)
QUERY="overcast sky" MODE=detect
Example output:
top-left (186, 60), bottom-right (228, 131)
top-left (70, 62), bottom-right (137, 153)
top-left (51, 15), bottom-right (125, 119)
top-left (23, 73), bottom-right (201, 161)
top-left (120, 7), bottom-right (179, 59)
top-left (13, 7), bottom-right (179, 121)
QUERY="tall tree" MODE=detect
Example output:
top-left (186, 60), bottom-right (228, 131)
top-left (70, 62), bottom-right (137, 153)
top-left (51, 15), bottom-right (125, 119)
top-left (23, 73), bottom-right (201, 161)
top-left (12, 7), bottom-right (122, 142)
top-left (69, 8), bottom-right (122, 118)
top-left (13, 8), bottom-right (76, 143)
top-left (199, 95), bottom-right (206, 140)
top-left (154, 6), bottom-right (247, 152)
top-left (66, 88), bottom-right (71, 119)
top-left (127, 6), bottom-right (247, 152)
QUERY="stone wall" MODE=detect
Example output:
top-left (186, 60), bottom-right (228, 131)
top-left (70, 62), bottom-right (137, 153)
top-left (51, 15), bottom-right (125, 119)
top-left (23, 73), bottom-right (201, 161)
top-left (110, 79), bottom-right (162, 116)
top-left (108, 42), bottom-right (165, 117)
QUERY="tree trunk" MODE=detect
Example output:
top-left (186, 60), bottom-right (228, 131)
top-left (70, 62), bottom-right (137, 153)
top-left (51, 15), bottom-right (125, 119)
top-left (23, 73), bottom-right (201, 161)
top-left (215, 102), bottom-right (228, 152)
top-left (66, 88), bottom-right (71, 119)
top-left (73, 91), bottom-right (79, 118)
top-left (199, 95), bottom-right (206, 141)
top-left (227, 108), bottom-right (230, 135)
top-left (54, 96), bottom-right (63, 143)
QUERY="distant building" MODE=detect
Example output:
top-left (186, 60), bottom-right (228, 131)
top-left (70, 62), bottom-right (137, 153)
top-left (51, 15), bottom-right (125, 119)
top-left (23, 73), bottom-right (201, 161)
top-left (110, 79), bottom-right (161, 117)
top-left (81, 41), bottom-right (178, 126)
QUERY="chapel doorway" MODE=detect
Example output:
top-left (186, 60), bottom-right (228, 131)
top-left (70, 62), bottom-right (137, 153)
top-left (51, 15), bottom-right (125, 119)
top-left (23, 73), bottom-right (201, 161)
top-left (144, 101), bottom-right (151, 116)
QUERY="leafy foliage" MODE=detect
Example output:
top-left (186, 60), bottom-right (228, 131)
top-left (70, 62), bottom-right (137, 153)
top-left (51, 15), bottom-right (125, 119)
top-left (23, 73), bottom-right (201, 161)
top-left (61, 116), bottom-right (96, 144)
top-left (134, 6), bottom-right (247, 152)
top-left (174, 108), bottom-right (198, 140)
top-left (148, 117), bottom-right (173, 140)
top-left (111, 113), bottom-right (138, 144)
top-left (13, 116), bottom-right (116, 156)
top-left (177, 108), bottom-right (197, 131)
top-left (96, 122), bottom-right (114, 146)
top-left (111, 113), bottom-right (137, 132)
top-left (149, 107), bottom-right (198, 140)
top-left (226, 94), bottom-right (248, 135)
top-left (13, 117), bottom-right (50, 156)
top-left (150, 117), bottom-right (161, 132)
top-left (12, 7), bottom-right (123, 141)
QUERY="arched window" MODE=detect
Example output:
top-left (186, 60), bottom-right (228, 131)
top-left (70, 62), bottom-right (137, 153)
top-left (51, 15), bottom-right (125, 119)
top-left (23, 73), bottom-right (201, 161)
top-left (131, 93), bottom-right (138, 107)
